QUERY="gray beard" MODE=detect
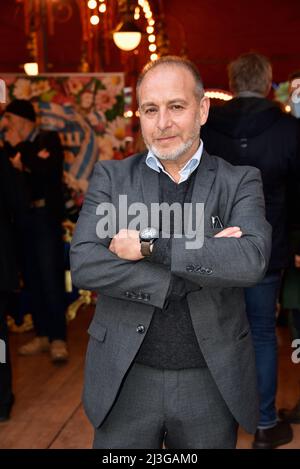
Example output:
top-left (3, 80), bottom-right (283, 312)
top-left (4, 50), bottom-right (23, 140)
top-left (143, 120), bottom-right (201, 161)
top-left (147, 137), bottom-right (195, 161)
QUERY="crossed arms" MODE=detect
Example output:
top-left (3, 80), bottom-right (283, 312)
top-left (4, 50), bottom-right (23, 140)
top-left (70, 162), bottom-right (272, 309)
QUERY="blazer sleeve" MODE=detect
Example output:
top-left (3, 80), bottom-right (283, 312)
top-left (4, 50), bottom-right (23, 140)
top-left (171, 167), bottom-right (272, 287)
top-left (70, 162), bottom-right (171, 309)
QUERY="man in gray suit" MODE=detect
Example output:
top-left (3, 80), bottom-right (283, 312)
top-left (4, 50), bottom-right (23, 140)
top-left (70, 56), bottom-right (271, 449)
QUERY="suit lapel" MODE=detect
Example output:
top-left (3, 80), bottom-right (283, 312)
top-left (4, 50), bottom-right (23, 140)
top-left (139, 150), bottom-right (217, 229)
top-left (183, 149), bottom-right (217, 236)
top-left (190, 149), bottom-right (217, 205)
top-left (140, 154), bottom-right (160, 207)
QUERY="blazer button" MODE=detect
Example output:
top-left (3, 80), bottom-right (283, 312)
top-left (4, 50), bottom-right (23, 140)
top-left (136, 324), bottom-right (145, 334)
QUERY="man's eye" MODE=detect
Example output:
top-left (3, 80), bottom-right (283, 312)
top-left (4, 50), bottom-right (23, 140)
top-left (171, 105), bottom-right (183, 110)
top-left (145, 108), bottom-right (157, 114)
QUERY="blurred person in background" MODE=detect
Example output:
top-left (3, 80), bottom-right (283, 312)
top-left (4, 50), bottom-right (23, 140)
top-left (0, 142), bottom-right (18, 421)
top-left (202, 53), bottom-right (300, 448)
top-left (1, 99), bottom-right (68, 363)
top-left (278, 71), bottom-right (300, 424)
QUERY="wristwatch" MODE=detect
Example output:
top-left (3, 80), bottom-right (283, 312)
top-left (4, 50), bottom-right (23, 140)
top-left (139, 227), bottom-right (159, 257)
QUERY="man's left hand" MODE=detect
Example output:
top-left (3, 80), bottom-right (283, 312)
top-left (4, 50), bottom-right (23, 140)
top-left (109, 229), bottom-right (143, 260)
top-left (214, 226), bottom-right (242, 238)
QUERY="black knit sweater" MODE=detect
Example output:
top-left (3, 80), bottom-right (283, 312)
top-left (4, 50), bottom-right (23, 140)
top-left (135, 169), bottom-right (206, 369)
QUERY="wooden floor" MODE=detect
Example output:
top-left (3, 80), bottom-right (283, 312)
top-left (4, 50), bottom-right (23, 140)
top-left (1, 306), bottom-right (300, 449)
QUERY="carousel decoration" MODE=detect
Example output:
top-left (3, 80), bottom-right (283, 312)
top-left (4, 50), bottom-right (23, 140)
top-left (17, 0), bottom-right (163, 74)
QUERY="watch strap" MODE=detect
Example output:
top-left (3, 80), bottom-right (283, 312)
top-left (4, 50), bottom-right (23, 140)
top-left (140, 240), bottom-right (152, 257)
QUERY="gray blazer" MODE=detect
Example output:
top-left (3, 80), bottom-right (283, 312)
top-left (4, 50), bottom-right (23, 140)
top-left (70, 150), bottom-right (272, 434)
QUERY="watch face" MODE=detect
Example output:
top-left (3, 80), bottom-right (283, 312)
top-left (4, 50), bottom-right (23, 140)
top-left (140, 227), bottom-right (159, 241)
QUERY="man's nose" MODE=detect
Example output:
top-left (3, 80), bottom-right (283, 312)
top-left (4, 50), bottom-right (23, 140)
top-left (156, 109), bottom-right (172, 132)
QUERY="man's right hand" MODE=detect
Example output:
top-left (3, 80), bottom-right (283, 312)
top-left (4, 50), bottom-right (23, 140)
top-left (9, 152), bottom-right (23, 171)
top-left (214, 226), bottom-right (242, 238)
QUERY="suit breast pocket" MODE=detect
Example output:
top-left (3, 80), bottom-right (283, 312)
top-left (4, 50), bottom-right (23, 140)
top-left (205, 227), bottom-right (223, 238)
top-left (87, 320), bottom-right (107, 343)
top-left (236, 328), bottom-right (250, 341)
top-left (85, 321), bottom-right (109, 382)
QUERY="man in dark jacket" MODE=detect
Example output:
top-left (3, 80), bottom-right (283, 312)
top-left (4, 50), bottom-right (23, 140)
top-left (0, 146), bottom-right (18, 421)
top-left (1, 99), bottom-right (68, 363)
top-left (278, 71), bottom-right (300, 424)
top-left (202, 53), bottom-right (300, 449)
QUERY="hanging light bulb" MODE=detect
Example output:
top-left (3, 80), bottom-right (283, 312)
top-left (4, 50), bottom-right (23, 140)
top-left (113, 32), bottom-right (141, 51)
top-left (113, 16), bottom-right (142, 51)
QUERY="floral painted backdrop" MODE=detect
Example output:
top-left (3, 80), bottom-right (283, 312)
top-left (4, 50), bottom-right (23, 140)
top-left (1, 74), bottom-right (126, 196)
top-left (0, 75), bottom-right (129, 323)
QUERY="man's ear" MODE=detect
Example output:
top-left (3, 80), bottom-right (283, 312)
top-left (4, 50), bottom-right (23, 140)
top-left (199, 96), bottom-right (210, 126)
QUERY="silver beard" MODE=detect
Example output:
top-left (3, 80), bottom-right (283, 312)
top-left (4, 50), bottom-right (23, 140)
top-left (143, 118), bottom-right (201, 161)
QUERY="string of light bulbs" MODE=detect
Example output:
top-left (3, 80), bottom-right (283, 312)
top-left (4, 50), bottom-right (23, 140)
top-left (137, 0), bottom-right (158, 61)
top-left (87, 0), bottom-right (107, 26)
top-left (204, 90), bottom-right (233, 101)
top-left (86, 0), bottom-right (158, 60)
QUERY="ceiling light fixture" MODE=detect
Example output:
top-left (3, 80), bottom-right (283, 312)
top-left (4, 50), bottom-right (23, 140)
top-left (113, 16), bottom-right (142, 51)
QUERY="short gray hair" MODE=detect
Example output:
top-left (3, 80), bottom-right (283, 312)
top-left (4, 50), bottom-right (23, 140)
top-left (136, 55), bottom-right (204, 104)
